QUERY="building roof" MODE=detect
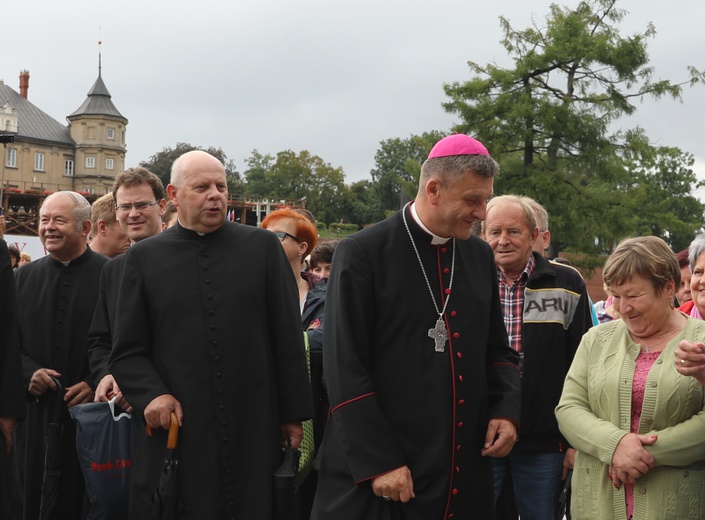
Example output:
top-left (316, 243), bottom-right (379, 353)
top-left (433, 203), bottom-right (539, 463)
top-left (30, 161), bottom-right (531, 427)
top-left (0, 82), bottom-right (74, 146)
top-left (68, 72), bottom-right (127, 122)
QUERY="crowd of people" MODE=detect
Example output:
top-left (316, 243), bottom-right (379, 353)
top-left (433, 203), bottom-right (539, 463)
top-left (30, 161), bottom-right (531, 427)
top-left (1, 135), bottom-right (705, 519)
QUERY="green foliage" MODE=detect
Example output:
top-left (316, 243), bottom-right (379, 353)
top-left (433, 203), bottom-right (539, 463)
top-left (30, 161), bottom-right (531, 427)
top-left (369, 131), bottom-right (446, 213)
top-left (442, 0), bottom-right (704, 254)
top-left (242, 149), bottom-right (345, 225)
top-left (139, 142), bottom-right (242, 192)
top-left (334, 180), bottom-right (386, 229)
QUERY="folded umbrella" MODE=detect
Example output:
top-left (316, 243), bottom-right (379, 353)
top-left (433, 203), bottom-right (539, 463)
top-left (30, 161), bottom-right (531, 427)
top-left (556, 468), bottom-right (573, 519)
top-left (39, 377), bottom-right (64, 520)
top-left (147, 412), bottom-right (180, 520)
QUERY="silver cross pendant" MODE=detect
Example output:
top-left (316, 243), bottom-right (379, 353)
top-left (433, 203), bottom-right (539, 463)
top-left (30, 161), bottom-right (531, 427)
top-left (427, 318), bottom-right (448, 352)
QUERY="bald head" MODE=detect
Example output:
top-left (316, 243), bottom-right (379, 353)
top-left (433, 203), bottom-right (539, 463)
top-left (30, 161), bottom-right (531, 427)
top-left (170, 150), bottom-right (225, 187)
top-left (166, 150), bottom-right (228, 234)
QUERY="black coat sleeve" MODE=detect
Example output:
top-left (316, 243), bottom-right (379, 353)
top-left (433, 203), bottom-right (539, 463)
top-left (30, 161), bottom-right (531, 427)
top-left (0, 240), bottom-right (24, 418)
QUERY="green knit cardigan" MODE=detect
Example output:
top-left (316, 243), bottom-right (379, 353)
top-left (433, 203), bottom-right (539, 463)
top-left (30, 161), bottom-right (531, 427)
top-left (556, 316), bottom-right (705, 520)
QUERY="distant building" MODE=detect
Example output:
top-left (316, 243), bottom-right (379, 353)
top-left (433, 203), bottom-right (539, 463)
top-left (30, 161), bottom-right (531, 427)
top-left (0, 61), bottom-right (126, 235)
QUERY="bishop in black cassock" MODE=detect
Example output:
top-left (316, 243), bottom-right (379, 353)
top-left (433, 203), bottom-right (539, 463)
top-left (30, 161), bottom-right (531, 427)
top-left (311, 135), bottom-right (521, 520)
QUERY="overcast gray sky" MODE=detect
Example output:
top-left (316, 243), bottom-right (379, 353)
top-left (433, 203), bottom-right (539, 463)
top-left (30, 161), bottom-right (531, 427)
top-left (4, 0), bottom-right (704, 184)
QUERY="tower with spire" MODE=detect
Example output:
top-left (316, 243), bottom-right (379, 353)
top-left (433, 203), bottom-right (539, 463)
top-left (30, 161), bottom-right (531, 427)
top-left (0, 42), bottom-right (128, 236)
top-left (67, 41), bottom-right (128, 195)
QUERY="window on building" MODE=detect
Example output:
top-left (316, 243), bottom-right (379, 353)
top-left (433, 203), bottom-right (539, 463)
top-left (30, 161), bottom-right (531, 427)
top-left (106, 158), bottom-right (114, 170)
top-left (65, 160), bottom-right (74, 177)
top-left (6, 148), bottom-right (16, 167)
top-left (86, 157), bottom-right (95, 168)
top-left (34, 152), bottom-right (44, 171)
top-left (107, 128), bottom-right (115, 140)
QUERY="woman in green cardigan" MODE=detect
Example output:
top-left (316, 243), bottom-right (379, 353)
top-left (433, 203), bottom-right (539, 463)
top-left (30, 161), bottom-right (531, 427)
top-left (556, 236), bottom-right (705, 520)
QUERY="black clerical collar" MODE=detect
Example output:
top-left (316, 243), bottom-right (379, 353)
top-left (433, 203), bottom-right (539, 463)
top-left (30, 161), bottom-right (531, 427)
top-left (408, 202), bottom-right (450, 245)
top-left (176, 218), bottom-right (206, 236)
top-left (49, 246), bottom-right (93, 268)
top-left (175, 220), bottom-right (227, 238)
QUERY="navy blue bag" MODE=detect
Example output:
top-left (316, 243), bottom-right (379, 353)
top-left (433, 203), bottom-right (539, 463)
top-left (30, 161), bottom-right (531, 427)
top-left (69, 398), bottom-right (135, 520)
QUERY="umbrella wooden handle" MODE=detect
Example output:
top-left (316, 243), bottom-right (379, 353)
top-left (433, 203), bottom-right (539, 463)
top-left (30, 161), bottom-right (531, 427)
top-left (167, 412), bottom-right (179, 450)
top-left (145, 411), bottom-right (180, 449)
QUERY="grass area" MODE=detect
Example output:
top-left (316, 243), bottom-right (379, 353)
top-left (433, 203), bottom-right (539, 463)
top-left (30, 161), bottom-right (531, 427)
top-left (318, 227), bottom-right (357, 240)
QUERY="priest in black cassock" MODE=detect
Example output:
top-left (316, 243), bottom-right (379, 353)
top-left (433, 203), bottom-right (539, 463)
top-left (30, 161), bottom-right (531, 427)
top-left (12, 191), bottom-right (107, 520)
top-left (310, 134), bottom-right (522, 520)
top-left (109, 150), bottom-right (313, 519)
top-left (0, 239), bottom-right (23, 519)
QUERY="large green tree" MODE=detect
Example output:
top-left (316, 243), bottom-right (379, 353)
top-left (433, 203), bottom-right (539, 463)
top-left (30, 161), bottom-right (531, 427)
top-left (242, 149), bottom-right (346, 225)
top-left (139, 142), bottom-right (242, 192)
top-left (443, 0), bottom-right (704, 254)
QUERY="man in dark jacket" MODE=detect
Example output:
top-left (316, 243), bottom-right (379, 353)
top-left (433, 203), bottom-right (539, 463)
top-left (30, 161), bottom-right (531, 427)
top-left (311, 134), bottom-right (521, 520)
top-left (88, 167), bottom-right (166, 412)
top-left (484, 195), bottom-right (593, 520)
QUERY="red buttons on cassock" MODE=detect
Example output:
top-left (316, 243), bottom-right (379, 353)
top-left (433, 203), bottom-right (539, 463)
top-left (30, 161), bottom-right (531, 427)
top-left (456, 352), bottom-right (462, 359)
top-left (455, 466), bottom-right (460, 472)
top-left (445, 288), bottom-right (451, 295)
top-left (453, 332), bottom-right (460, 339)
top-left (452, 488), bottom-right (459, 495)
top-left (458, 399), bottom-right (465, 405)
top-left (444, 267), bottom-right (450, 274)
top-left (458, 375), bottom-right (463, 382)
top-left (451, 310), bottom-right (457, 317)
top-left (456, 445), bottom-right (461, 452)
top-left (457, 422), bottom-right (463, 428)
top-left (441, 247), bottom-right (448, 253)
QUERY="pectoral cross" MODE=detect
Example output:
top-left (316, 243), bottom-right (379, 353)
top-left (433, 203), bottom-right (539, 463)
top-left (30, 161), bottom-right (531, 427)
top-left (428, 318), bottom-right (448, 352)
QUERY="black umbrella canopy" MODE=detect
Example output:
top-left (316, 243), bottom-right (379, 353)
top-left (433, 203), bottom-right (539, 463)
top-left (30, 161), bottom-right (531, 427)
top-left (39, 378), bottom-right (64, 520)
top-left (147, 412), bottom-right (180, 520)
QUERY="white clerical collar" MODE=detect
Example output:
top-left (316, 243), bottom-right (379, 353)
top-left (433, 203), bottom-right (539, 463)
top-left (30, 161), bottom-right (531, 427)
top-left (409, 202), bottom-right (450, 245)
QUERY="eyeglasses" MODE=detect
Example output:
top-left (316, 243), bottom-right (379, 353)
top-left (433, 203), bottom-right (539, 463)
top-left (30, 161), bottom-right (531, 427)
top-left (115, 201), bottom-right (160, 213)
top-left (273, 231), bottom-right (300, 243)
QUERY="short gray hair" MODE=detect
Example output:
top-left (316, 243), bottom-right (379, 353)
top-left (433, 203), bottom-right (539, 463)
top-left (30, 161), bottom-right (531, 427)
top-left (689, 233), bottom-right (705, 272)
top-left (485, 194), bottom-right (537, 232)
top-left (419, 154), bottom-right (499, 187)
top-left (522, 197), bottom-right (548, 232)
top-left (40, 191), bottom-right (91, 232)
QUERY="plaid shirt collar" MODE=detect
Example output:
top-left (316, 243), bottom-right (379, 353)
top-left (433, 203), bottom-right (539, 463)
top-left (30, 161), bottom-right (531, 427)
top-left (498, 253), bottom-right (536, 288)
top-left (498, 254), bottom-right (536, 354)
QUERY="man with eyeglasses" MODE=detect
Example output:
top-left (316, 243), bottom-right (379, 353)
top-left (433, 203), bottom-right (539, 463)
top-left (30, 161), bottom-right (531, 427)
top-left (109, 150), bottom-right (312, 519)
top-left (88, 167), bottom-right (166, 422)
